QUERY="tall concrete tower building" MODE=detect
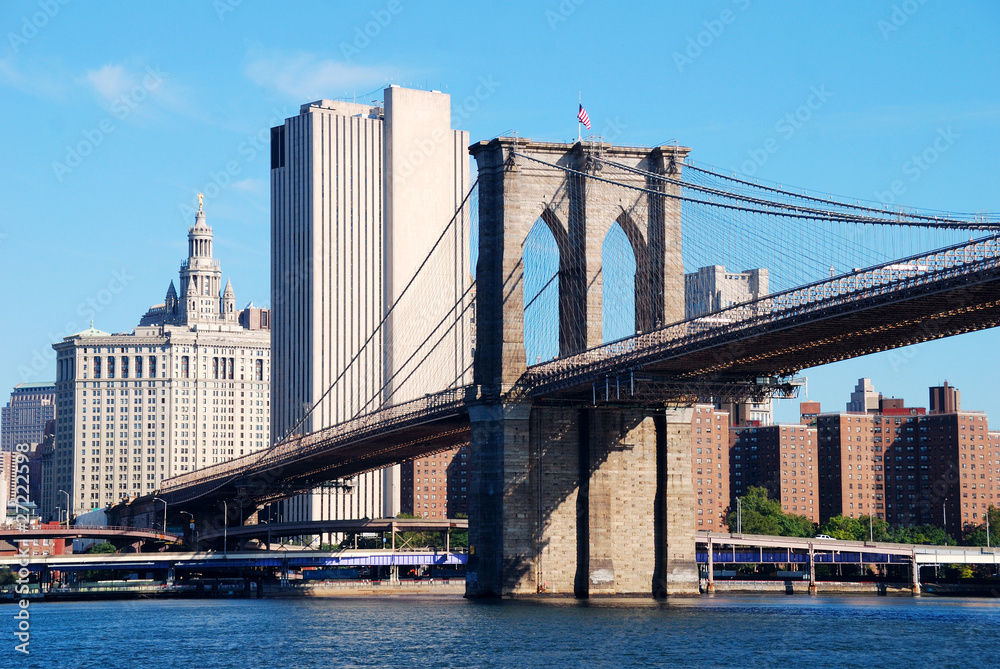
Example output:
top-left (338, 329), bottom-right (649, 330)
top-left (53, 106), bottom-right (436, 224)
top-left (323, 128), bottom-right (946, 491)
top-left (270, 86), bottom-right (471, 530)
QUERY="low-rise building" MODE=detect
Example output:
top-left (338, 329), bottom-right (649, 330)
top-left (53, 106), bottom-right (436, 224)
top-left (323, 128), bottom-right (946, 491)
top-left (399, 445), bottom-right (469, 520)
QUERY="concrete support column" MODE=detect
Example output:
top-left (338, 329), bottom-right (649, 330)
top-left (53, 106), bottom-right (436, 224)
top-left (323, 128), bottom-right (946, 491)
top-left (911, 551), bottom-right (921, 596)
top-left (466, 401), bottom-right (534, 597)
top-left (579, 409), bottom-right (659, 596)
top-left (706, 537), bottom-right (715, 593)
top-left (808, 544), bottom-right (817, 594)
top-left (654, 407), bottom-right (699, 596)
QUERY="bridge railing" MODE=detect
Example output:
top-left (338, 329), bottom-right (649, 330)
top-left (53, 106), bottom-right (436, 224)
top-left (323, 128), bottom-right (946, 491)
top-left (159, 387), bottom-right (470, 494)
top-left (0, 524), bottom-right (171, 535)
top-left (524, 234), bottom-right (1000, 392)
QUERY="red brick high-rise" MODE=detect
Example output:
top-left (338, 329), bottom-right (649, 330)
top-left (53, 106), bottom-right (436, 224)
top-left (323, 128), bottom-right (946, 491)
top-left (811, 379), bottom-right (999, 537)
top-left (692, 405), bottom-right (730, 530)
top-left (730, 415), bottom-right (819, 523)
top-left (399, 445), bottom-right (469, 519)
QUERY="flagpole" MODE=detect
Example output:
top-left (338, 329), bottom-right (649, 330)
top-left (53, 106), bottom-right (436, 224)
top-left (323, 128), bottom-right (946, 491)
top-left (578, 91), bottom-right (582, 142)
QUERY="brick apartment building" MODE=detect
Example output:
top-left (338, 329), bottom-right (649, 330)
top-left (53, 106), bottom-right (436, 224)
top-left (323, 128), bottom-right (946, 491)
top-left (399, 445), bottom-right (469, 519)
top-left (730, 416), bottom-right (820, 523)
top-left (692, 405), bottom-right (730, 530)
top-left (808, 379), bottom-right (999, 536)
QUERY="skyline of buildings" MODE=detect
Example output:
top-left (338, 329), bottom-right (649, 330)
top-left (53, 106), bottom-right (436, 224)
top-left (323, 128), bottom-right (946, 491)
top-left (48, 205), bottom-right (271, 519)
top-left (1, 382), bottom-right (56, 452)
top-left (728, 379), bottom-right (999, 537)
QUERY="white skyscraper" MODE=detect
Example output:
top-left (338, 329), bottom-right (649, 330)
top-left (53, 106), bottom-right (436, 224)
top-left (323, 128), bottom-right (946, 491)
top-left (52, 204), bottom-right (271, 517)
top-left (270, 86), bottom-right (471, 531)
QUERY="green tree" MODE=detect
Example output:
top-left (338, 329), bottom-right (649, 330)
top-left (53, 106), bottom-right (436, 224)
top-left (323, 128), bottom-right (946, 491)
top-left (86, 541), bottom-right (117, 554)
top-left (962, 506), bottom-right (1000, 547)
top-left (819, 515), bottom-right (890, 541)
top-left (887, 524), bottom-right (955, 546)
top-left (0, 567), bottom-right (16, 586)
top-left (79, 541), bottom-right (119, 581)
top-left (725, 486), bottom-right (817, 537)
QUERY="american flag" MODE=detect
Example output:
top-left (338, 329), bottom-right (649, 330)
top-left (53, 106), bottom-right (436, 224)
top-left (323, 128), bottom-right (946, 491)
top-left (577, 103), bottom-right (591, 129)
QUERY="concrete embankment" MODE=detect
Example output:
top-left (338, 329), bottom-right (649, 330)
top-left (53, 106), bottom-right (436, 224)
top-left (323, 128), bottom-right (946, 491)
top-left (264, 579), bottom-right (466, 597)
top-left (704, 580), bottom-right (914, 595)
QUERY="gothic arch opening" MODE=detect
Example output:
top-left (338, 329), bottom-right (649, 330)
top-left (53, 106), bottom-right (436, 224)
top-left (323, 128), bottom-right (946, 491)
top-left (602, 222), bottom-right (639, 342)
top-left (522, 217), bottom-right (561, 364)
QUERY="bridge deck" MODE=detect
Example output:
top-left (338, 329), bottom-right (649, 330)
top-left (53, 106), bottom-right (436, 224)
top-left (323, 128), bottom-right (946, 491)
top-left (696, 532), bottom-right (1000, 565)
top-left (0, 526), bottom-right (180, 542)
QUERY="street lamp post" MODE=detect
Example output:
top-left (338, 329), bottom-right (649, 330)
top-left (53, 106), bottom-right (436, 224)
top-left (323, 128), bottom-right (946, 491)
top-left (223, 500), bottom-right (228, 558)
top-left (869, 513), bottom-right (874, 542)
top-left (178, 510), bottom-right (194, 544)
top-left (987, 506), bottom-right (992, 549)
top-left (943, 501), bottom-right (947, 536)
top-left (736, 497), bottom-right (743, 535)
top-left (57, 489), bottom-right (70, 528)
top-left (153, 497), bottom-right (167, 535)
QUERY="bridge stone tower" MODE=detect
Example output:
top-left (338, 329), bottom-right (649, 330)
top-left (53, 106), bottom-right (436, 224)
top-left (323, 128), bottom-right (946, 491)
top-left (467, 138), bottom-right (699, 597)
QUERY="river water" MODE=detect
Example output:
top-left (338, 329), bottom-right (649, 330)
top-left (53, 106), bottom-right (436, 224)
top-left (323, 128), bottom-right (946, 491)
top-left (5, 594), bottom-right (1000, 668)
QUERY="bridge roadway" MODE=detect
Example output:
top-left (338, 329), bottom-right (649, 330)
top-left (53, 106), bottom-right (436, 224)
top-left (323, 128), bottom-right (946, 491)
top-left (695, 532), bottom-right (1000, 566)
top-left (140, 236), bottom-right (1000, 511)
top-left (1, 525), bottom-right (180, 544)
top-left (197, 518), bottom-right (468, 547)
top-left (0, 549), bottom-right (467, 572)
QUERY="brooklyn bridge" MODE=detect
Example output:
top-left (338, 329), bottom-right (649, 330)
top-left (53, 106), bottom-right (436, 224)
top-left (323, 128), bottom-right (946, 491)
top-left (113, 137), bottom-right (1000, 598)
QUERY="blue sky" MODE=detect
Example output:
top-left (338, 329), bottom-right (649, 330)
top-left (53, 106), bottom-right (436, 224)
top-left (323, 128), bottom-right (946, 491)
top-left (1, 0), bottom-right (998, 423)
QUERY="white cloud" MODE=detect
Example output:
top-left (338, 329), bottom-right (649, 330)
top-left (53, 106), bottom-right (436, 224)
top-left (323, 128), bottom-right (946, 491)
top-left (232, 178), bottom-right (265, 194)
top-left (83, 64), bottom-right (133, 103)
top-left (244, 48), bottom-right (388, 102)
top-left (0, 57), bottom-right (66, 98)
top-left (75, 61), bottom-right (183, 123)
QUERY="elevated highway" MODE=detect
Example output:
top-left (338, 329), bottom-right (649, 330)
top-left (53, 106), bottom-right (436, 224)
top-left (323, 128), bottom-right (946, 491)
top-left (1, 525), bottom-right (180, 544)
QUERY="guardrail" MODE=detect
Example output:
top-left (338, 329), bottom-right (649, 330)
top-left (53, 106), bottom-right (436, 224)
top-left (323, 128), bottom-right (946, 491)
top-left (160, 387), bottom-right (470, 493)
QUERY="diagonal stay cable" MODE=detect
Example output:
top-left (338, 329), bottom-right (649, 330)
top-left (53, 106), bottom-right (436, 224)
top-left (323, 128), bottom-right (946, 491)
top-left (354, 280), bottom-right (477, 418)
top-left (596, 156), bottom-right (1000, 230)
top-left (276, 179), bottom-right (478, 446)
top-left (377, 296), bottom-right (478, 412)
top-left (681, 159), bottom-right (999, 225)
